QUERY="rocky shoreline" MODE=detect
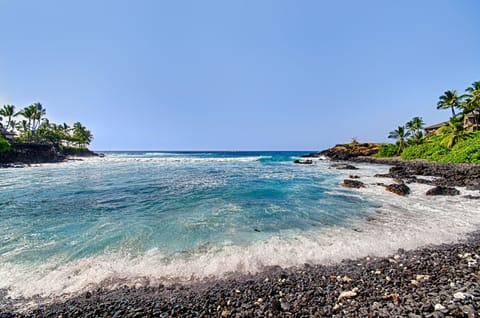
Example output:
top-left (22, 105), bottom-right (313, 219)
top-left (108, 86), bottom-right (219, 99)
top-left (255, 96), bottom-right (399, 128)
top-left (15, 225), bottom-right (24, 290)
top-left (303, 144), bottom-right (480, 191)
top-left (2, 232), bottom-right (479, 317)
top-left (0, 143), bottom-right (100, 168)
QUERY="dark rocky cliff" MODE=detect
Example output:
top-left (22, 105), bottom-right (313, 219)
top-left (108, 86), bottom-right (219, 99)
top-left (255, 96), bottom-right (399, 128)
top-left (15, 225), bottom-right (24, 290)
top-left (0, 144), bottom-right (98, 165)
top-left (0, 143), bottom-right (64, 165)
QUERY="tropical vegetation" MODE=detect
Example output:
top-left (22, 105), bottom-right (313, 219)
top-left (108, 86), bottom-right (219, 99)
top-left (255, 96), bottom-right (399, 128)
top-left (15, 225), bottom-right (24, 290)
top-left (0, 102), bottom-right (93, 153)
top-left (376, 80), bottom-right (480, 163)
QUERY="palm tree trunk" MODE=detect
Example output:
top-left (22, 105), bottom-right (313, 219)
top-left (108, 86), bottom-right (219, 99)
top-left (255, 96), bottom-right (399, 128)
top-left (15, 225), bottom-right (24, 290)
top-left (451, 106), bottom-right (456, 117)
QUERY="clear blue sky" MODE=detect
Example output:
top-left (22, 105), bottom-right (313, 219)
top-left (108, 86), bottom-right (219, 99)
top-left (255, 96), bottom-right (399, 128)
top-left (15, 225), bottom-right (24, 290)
top-left (1, 0), bottom-right (479, 151)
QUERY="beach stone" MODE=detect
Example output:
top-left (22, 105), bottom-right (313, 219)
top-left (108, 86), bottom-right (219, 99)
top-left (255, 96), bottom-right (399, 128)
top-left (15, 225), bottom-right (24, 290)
top-left (426, 186), bottom-right (460, 196)
top-left (342, 179), bottom-right (365, 189)
top-left (385, 183), bottom-right (410, 196)
top-left (338, 290), bottom-right (357, 300)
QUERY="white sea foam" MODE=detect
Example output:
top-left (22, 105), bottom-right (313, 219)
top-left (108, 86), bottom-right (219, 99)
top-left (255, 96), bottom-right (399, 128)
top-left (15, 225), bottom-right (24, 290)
top-left (100, 155), bottom-right (264, 164)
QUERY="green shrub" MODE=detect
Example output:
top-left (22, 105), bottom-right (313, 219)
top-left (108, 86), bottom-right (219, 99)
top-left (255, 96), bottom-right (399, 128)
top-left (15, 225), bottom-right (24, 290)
top-left (440, 132), bottom-right (480, 163)
top-left (375, 144), bottom-right (398, 157)
top-left (398, 132), bottom-right (480, 163)
top-left (0, 137), bottom-right (11, 153)
top-left (401, 141), bottom-right (449, 161)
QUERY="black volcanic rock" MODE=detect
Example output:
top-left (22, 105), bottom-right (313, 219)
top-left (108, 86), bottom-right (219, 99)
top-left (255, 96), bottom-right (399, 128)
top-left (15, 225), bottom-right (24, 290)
top-left (303, 143), bottom-right (380, 161)
top-left (426, 186), bottom-right (460, 196)
top-left (293, 159), bottom-right (313, 165)
top-left (331, 163), bottom-right (358, 170)
top-left (342, 179), bottom-right (365, 188)
top-left (0, 143), bottom-right (64, 165)
top-left (385, 183), bottom-right (410, 196)
top-left (0, 143), bottom-right (99, 166)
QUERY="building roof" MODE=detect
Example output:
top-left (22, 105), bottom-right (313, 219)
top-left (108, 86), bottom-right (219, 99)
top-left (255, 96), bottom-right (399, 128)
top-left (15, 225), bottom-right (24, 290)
top-left (424, 122), bottom-right (447, 130)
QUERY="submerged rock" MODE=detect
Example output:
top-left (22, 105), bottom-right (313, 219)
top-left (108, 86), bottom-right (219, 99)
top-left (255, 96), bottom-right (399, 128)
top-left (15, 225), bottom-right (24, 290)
top-left (426, 186), bottom-right (460, 196)
top-left (385, 183), bottom-right (410, 196)
top-left (342, 179), bottom-right (365, 188)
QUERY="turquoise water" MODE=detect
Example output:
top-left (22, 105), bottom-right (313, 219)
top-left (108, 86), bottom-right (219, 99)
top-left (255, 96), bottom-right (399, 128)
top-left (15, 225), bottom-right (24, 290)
top-left (0, 152), bottom-right (371, 263)
top-left (1, 151), bottom-right (479, 303)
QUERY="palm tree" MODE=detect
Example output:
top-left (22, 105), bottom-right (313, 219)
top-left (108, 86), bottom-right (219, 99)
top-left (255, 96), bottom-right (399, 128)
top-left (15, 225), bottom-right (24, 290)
top-left (16, 120), bottom-right (29, 140)
top-left (388, 126), bottom-right (410, 153)
top-left (406, 116), bottom-right (425, 134)
top-left (0, 105), bottom-right (16, 131)
top-left (463, 81), bottom-right (480, 130)
top-left (31, 102), bottom-right (46, 132)
top-left (408, 131), bottom-right (424, 146)
top-left (16, 105), bottom-right (36, 140)
top-left (72, 122), bottom-right (93, 147)
top-left (437, 116), bottom-right (470, 148)
top-left (437, 90), bottom-right (462, 117)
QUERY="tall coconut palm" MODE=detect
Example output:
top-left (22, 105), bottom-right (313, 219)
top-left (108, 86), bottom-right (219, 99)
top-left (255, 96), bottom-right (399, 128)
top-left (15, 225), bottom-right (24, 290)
top-left (437, 116), bottom-right (470, 148)
top-left (16, 105), bottom-right (36, 140)
top-left (0, 104), bottom-right (16, 131)
top-left (388, 126), bottom-right (410, 154)
top-left (437, 90), bottom-right (462, 117)
top-left (406, 116), bottom-right (425, 134)
top-left (31, 102), bottom-right (46, 132)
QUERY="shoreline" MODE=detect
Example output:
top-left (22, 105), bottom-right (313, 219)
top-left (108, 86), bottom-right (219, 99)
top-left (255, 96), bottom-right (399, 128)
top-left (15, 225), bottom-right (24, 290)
top-left (4, 231), bottom-right (479, 317)
top-left (2, 152), bottom-right (480, 316)
top-left (0, 143), bottom-right (101, 168)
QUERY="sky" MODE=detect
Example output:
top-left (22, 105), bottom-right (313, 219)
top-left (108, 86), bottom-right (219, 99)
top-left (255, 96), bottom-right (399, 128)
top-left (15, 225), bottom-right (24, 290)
top-left (0, 0), bottom-right (479, 151)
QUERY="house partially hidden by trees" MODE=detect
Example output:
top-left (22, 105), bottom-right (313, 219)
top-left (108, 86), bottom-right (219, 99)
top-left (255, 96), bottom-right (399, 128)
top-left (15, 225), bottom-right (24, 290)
top-left (0, 102), bottom-right (93, 153)
top-left (464, 112), bottom-right (479, 132)
top-left (424, 122), bottom-right (447, 136)
top-left (377, 80), bottom-right (480, 163)
top-left (424, 113), bottom-right (479, 136)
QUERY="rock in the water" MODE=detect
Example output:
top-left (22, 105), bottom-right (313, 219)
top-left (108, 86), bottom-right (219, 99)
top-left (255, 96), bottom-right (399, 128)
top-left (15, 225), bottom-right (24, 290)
top-left (385, 183), bottom-right (410, 196)
top-left (294, 159), bottom-right (313, 165)
top-left (426, 186), bottom-right (460, 196)
top-left (331, 163), bottom-right (358, 170)
top-left (463, 195), bottom-right (480, 200)
top-left (342, 179), bottom-right (365, 188)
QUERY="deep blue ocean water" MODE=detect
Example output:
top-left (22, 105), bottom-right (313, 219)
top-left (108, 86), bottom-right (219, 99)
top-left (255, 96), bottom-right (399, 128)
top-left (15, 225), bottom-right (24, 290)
top-left (0, 151), bottom-right (478, 304)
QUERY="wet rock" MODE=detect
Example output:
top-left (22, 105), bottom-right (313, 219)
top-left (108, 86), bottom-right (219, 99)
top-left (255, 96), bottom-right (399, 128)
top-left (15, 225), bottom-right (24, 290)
top-left (293, 159), bottom-right (313, 165)
top-left (331, 163), bottom-right (358, 170)
top-left (342, 179), bottom-right (365, 188)
top-left (463, 195), bottom-right (480, 200)
top-left (426, 186), bottom-right (460, 196)
top-left (385, 183), bottom-right (410, 196)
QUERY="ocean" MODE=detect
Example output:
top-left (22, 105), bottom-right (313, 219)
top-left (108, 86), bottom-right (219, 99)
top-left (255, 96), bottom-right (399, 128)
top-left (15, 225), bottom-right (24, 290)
top-left (0, 151), bottom-right (479, 306)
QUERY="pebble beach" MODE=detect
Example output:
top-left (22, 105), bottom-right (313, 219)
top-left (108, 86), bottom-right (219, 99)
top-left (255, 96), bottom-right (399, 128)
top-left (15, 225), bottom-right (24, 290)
top-left (3, 231), bottom-right (479, 317)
